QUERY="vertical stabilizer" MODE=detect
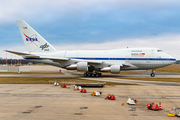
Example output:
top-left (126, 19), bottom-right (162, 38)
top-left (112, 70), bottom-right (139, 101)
top-left (16, 20), bottom-right (56, 53)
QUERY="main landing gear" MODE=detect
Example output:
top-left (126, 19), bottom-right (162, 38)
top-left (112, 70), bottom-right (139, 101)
top-left (150, 69), bottom-right (156, 77)
top-left (83, 72), bottom-right (102, 77)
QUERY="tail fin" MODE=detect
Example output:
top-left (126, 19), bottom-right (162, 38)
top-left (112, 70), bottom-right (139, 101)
top-left (16, 20), bottom-right (56, 53)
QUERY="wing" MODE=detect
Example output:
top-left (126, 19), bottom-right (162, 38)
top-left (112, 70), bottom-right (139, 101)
top-left (5, 50), bottom-right (131, 69)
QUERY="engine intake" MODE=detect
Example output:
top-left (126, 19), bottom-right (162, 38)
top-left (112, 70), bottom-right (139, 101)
top-left (110, 65), bottom-right (120, 73)
top-left (100, 65), bottom-right (120, 74)
top-left (77, 62), bottom-right (88, 71)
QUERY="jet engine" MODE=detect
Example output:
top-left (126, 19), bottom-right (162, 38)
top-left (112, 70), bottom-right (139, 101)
top-left (101, 65), bottom-right (120, 74)
top-left (77, 62), bottom-right (88, 71)
top-left (110, 65), bottom-right (120, 73)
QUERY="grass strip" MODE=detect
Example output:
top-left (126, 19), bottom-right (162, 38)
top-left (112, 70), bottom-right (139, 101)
top-left (0, 77), bottom-right (137, 85)
top-left (156, 65), bottom-right (180, 73)
top-left (120, 78), bottom-right (180, 82)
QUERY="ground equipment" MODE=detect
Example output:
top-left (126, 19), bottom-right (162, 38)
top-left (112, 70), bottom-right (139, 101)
top-left (105, 94), bottom-right (116, 100)
top-left (74, 86), bottom-right (81, 90)
top-left (91, 91), bottom-right (102, 96)
top-left (54, 82), bottom-right (59, 86)
top-left (127, 98), bottom-right (138, 105)
top-left (80, 88), bottom-right (87, 93)
top-left (147, 102), bottom-right (162, 110)
top-left (168, 107), bottom-right (180, 117)
top-left (59, 84), bottom-right (66, 88)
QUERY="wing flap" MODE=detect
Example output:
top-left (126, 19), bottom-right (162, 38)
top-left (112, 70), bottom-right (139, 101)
top-left (40, 56), bottom-right (69, 61)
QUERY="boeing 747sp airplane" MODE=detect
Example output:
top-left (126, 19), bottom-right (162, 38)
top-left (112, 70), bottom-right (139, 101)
top-left (5, 20), bottom-right (176, 77)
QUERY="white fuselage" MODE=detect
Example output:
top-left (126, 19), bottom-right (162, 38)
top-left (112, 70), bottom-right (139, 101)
top-left (25, 47), bottom-right (176, 70)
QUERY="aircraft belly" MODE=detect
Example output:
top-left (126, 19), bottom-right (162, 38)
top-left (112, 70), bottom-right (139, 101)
top-left (128, 61), bottom-right (171, 70)
top-left (101, 60), bottom-right (124, 64)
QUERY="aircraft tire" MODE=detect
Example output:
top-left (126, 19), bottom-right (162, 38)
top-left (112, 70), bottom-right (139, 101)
top-left (84, 73), bottom-right (87, 77)
top-left (151, 73), bottom-right (155, 77)
top-left (88, 73), bottom-right (92, 77)
top-left (95, 73), bottom-right (99, 77)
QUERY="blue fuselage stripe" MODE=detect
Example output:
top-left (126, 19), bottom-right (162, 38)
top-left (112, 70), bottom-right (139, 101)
top-left (69, 57), bottom-right (176, 61)
top-left (24, 57), bottom-right (176, 61)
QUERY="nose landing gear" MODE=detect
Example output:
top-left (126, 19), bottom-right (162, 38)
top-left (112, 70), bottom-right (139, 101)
top-left (150, 73), bottom-right (155, 77)
top-left (150, 69), bottom-right (156, 77)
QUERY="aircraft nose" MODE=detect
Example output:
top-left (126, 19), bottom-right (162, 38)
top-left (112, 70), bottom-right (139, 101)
top-left (164, 53), bottom-right (176, 63)
top-left (169, 56), bottom-right (176, 63)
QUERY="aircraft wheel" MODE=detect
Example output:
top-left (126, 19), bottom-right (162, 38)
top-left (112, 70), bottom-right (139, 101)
top-left (150, 73), bottom-right (155, 77)
top-left (95, 73), bottom-right (99, 77)
top-left (84, 73), bottom-right (87, 77)
top-left (88, 73), bottom-right (92, 77)
top-left (98, 73), bottom-right (102, 77)
top-left (92, 74), bottom-right (95, 77)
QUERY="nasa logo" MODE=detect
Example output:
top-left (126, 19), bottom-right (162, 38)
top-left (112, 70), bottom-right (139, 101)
top-left (23, 33), bottom-right (38, 41)
top-left (40, 43), bottom-right (49, 50)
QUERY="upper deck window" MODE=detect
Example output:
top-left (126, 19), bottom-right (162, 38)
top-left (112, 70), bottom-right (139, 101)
top-left (131, 50), bottom-right (142, 52)
top-left (157, 50), bottom-right (163, 52)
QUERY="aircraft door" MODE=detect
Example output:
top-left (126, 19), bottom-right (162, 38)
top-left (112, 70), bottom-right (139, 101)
top-left (152, 50), bottom-right (154, 54)
top-left (125, 56), bottom-right (129, 63)
top-left (160, 57), bottom-right (164, 64)
top-left (146, 56), bottom-right (150, 63)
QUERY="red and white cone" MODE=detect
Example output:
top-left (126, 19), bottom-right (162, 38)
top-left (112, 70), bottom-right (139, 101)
top-left (159, 102), bottom-right (161, 110)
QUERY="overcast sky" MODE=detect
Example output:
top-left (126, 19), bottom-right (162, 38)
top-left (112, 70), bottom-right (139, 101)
top-left (0, 0), bottom-right (180, 59)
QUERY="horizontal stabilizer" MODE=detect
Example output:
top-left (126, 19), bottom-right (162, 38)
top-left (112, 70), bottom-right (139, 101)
top-left (5, 50), bottom-right (31, 56)
top-left (5, 50), bottom-right (69, 62)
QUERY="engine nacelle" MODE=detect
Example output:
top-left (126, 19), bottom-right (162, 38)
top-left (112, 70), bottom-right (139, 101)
top-left (101, 65), bottom-right (120, 74)
top-left (77, 62), bottom-right (88, 71)
top-left (110, 65), bottom-right (120, 74)
top-left (66, 64), bottom-right (77, 70)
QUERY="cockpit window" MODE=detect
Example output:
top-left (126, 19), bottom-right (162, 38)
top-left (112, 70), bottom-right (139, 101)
top-left (157, 50), bottom-right (163, 52)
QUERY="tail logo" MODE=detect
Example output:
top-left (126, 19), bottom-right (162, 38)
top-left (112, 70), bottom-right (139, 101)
top-left (24, 33), bottom-right (38, 41)
top-left (40, 43), bottom-right (49, 51)
top-left (23, 33), bottom-right (39, 47)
